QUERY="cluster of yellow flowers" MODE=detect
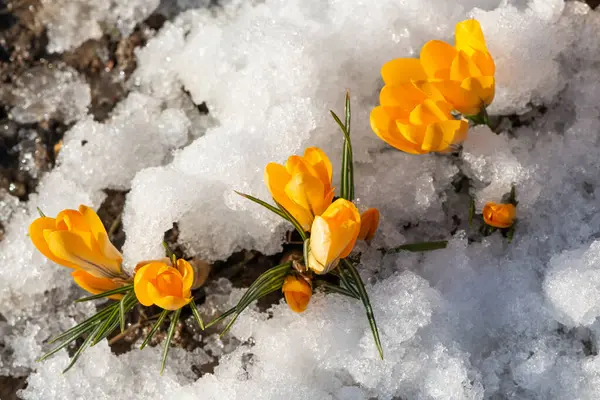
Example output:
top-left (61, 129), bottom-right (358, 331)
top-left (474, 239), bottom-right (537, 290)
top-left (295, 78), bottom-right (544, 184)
top-left (29, 18), bottom-right (518, 372)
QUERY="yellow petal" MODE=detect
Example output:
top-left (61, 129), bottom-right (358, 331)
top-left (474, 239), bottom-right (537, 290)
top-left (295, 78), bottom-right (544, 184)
top-left (455, 19), bottom-right (488, 55)
top-left (408, 99), bottom-right (452, 126)
top-left (155, 270), bottom-right (183, 297)
top-left (483, 202), bottom-right (516, 229)
top-left (134, 262), bottom-right (164, 306)
top-left (380, 84), bottom-right (427, 119)
top-left (282, 275), bottom-right (312, 313)
top-left (55, 209), bottom-right (91, 233)
top-left (358, 208), bottom-right (380, 242)
top-left (79, 205), bottom-right (122, 261)
top-left (461, 76), bottom-right (495, 107)
top-left (177, 259), bottom-right (195, 294)
top-left (430, 80), bottom-right (482, 116)
top-left (381, 58), bottom-right (427, 85)
top-left (450, 51), bottom-right (482, 83)
top-left (153, 295), bottom-right (191, 311)
top-left (420, 40), bottom-right (456, 79)
top-left (47, 230), bottom-right (123, 278)
top-left (370, 106), bottom-right (428, 155)
top-left (421, 120), bottom-right (469, 152)
top-left (308, 216), bottom-right (333, 274)
top-left (303, 147), bottom-right (333, 192)
top-left (265, 163), bottom-right (313, 230)
top-left (29, 217), bottom-right (79, 269)
top-left (284, 172), bottom-right (326, 217)
top-left (471, 50), bottom-right (495, 77)
top-left (71, 270), bottom-right (124, 300)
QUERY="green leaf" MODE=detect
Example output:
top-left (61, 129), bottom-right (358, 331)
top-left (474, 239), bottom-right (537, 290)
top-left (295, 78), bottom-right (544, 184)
top-left (118, 291), bottom-right (134, 333)
top-left (190, 299), bottom-right (205, 330)
top-left (75, 284), bottom-right (134, 302)
top-left (336, 265), bottom-right (359, 298)
top-left (38, 320), bottom-right (102, 362)
top-left (48, 301), bottom-right (120, 344)
top-left (206, 262), bottom-right (292, 334)
top-left (507, 220), bottom-right (517, 243)
top-left (91, 305), bottom-right (121, 345)
top-left (235, 191), bottom-right (290, 221)
top-left (62, 322), bottom-right (104, 373)
top-left (386, 240), bottom-right (448, 253)
top-left (163, 241), bottom-right (175, 259)
top-left (161, 308), bottom-right (181, 375)
top-left (274, 201), bottom-right (307, 241)
top-left (36, 207), bottom-right (46, 217)
top-left (314, 280), bottom-right (358, 299)
top-left (330, 91), bottom-right (354, 201)
top-left (303, 238), bottom-right (310, 271)
top-left (140, 309), bottom-right (170, 350)
top-left (341, 259), bottom-right (383, 359)
top-left (469, 198), bottom-right (475, 227)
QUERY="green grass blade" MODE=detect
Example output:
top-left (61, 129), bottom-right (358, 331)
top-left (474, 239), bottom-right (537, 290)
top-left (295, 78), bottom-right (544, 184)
top-left (161, 309), bottom-right (181, 375)
top-left (235, 191), bottom-right (290, 221)
top-left (274, 200), bottom-right (307, 240)
top-left (344, 91), bottom-right (354, 200)
top-left (48, 302), bottom-right (120, 344)
top-left (119, 291), bottom-right (130, 333)
top-left (62, 322), bottom-right (103, 373)
top-left (314, 280), bottom-right (359, 299)
top-left (75, 284), bottom-right (134, 302)
top-left (36, 207), bottom-right (46, 217)
top-left (341, 259), bottom-right (383, 359)
top-left (140, 309), bottom-right (170, 350)
top-left (91, 306), bottom-right (120, 345)
top-left (38, 321), bottom-right (101, 362)
top-left (336, 265), bottom-right (359, 298)
top-left (387, 240), bottom-right (448, 253)
top-left (162, 241), bottom-right (175, 259)
top-left (190, 299), bottom-right (205, 330)
top-left (204, 308), bottom-right (236, 329)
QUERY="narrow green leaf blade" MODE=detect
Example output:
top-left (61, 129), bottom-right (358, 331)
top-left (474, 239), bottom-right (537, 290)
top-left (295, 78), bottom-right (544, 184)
top-left (38, 321), bottom-right (101, 362)
top-left (48, 302), bottom-right (119, 344)
top-left (36, 207), bottom-right (46, 217)
top-left (235, 191), bottom-right (290, 221)
top-left (387, 240), bottom-right (448, 253)
top-left (140, 309), bottom-right (170, 350)
top-left (341, 259), bottom-right (383, 359)
top-left (314, 280), bottom-right (359, 299)
top-left (75, 284), bottom-right (134, 302)
top-left (161, 309), bottom-right (181, 375)
top-left (190, 299), bottom-right (205, 330)
top-left (163, 241), bottom-right (174, 259)
top-left (62, 322), bottom-right (103, 373)
top-left (204, 307), bottom-right (236, 329)
top-left (336, 265), bottom-right (359, 298)
top-left (468, 198), bottom-right (475, 227)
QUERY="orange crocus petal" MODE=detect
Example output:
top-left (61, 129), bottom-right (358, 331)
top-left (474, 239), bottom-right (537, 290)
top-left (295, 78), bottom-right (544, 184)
top-left (461, 76), bottom-right (495, 107)
top-left (134, 262), bottom-right (164, 306)
top-left (71, 270), bottom-right (123, 300)
top-left (177, 259), bottom-right (195, 294)
top-left (455, 19), bottom-right (488, 55)
top-left (381, 58), bottom-right (427, 85)
top-left (79, 205), bottom-right (122, 261)
top-left (429, 80), bottom-right (483, 116)
top-left (47, 230), bottom-right (122, 279)
top-left (450, 51), bottom-right (482, 83)
top-left (409, 99), bottom-right (452, 126)
top-left (483, 202), bottom-right (516, 229)
top-left (380, 84), bottom-right (428, 119)
top-left (282, 275), bottom-right (312, 313)
top-left (370, 106), bottom-right (428, 155)
top-left (29, 217), bottom-right (80, 269)
top-left (303, 147), bottom-right (333, 192)
top-left (471, 51), bottom-right (495, 77)
top-left (358, 208), bottom-right (380, 242)
top-left (419, 40), bottom-right (456, 79)
top-left (153, 295), bottom-right (192, 311)
top-left (284, 173), bottom-right (326, 217)
top-left (422, 120), bottom-right (468, 152)
top-left (265, 162), bottom-right (313, 230)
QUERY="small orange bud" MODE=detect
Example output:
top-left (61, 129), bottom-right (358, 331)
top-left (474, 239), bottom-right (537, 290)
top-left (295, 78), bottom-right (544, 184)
top-left (282, 275), bottom-right (312, 313)
top-left (358, 208), bottom-right (380, 242)
top-left (483, 202), bottom-right (516, 229)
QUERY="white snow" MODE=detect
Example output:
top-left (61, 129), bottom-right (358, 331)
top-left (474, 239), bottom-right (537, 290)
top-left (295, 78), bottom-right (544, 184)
top-left (2, 0), bottom-right (600, 398)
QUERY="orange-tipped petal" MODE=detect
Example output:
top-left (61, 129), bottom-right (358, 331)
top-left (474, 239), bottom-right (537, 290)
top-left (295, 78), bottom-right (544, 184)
top-left (370, 106), bottom-right (428, 155)
top-left (29, 217), bottom-right (80, 269)
top-left (358, 208), bottom-right (380, 242)
top-left (153, 295), bottom-right (192, 311)
top-left (47, 230), bottom-right (123, 279)
top-left (420, 40), bottom-right (456, 79)
top-left (282, 275), bottom-right (312, 313)
top-left (381, 58), bottom-right (427, 85)
top-left (455, 19), bottom-right (488, 55)
top-left (71, 270), bottom-right (124, 299)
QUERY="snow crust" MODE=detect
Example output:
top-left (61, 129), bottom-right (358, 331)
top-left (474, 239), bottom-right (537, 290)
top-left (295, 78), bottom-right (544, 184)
top-left (2, 0), bottom-right (600, 398)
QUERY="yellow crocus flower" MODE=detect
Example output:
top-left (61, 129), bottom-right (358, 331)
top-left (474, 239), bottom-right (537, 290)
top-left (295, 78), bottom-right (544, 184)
top-left (133, 258), bottom-right (194, 311)
top-left (308, 199), bottom-right (361, 274)
top-left (264, 147), bottom-right (335, 231)
top-left (282, 275), bottom-right (312, 313)
top-left (483, 202), bottom-right (516, 229)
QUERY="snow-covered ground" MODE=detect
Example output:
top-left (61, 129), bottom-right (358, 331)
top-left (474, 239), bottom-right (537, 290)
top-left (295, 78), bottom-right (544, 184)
top-left (3, 0), bottom-right (600, 398)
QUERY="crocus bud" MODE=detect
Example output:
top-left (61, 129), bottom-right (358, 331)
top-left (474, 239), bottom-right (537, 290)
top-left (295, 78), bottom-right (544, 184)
top-left (264, 147), bottom-right (334, 231)
top-left (134, 258), bottom-right (194, 310)
top-left (282, 275), bottom-right (312, 313)
top-left (358, 208), bottom-right (380, 242)
top-left (308, 199), bottom-right (361, 274)
top-left (29, 205), bottom-right (128, 297)
top-left (482, 202), bottom-right (516, 229)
